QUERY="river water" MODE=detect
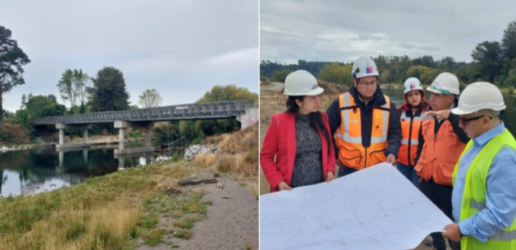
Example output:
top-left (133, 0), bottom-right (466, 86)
top-left (0, 144), bottom-right (173, 197)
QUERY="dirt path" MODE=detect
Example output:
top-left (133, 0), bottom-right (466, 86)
top-left (137, 173), bottom-right (258, 250)
top-left (260, 81), bottom-right (284, 93)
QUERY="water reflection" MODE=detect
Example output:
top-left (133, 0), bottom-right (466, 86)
top-left (0, 145), bottom-right (174, 197)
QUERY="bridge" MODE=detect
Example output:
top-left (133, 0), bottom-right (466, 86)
top-left (33, 100), bottom-right (258, 154)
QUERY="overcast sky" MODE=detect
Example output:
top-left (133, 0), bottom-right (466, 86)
top-left (0, 0), bottom-right (258, 112)
top-left (261, 0), bottom-right (516, 64)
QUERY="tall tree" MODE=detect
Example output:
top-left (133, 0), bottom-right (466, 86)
top-left (0, 26), bottom-right (30, 124)
top-left (57, 69), bottom-right (90, 108)
top-left (21, 94), bottom-right (27, 109)
top-left (437, 56), bottom-right (456, 71)
top-left (139, 89), bottom-right (163, 108)
top-left (89, 66), bottom-right (129, 112)
top-left (502, 21), bottom-right (516, 63)
top-left (74, 70), bottom-right (90, 105)
top-left (57, 69), bottom-right (75, 107)
top-left (471, 41), bottom-right (503, 82)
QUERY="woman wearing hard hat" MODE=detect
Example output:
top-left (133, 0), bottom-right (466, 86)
top-left (260, 70), bottom-right (336, 192)
top-left (396, 77), bottom-right (430, 187)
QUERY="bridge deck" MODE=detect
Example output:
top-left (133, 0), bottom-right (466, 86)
top-left (33, 100), bottom-right (254, 125)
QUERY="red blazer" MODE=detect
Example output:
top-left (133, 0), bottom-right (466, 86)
top-left (260, 112), bottom-right (336, 192)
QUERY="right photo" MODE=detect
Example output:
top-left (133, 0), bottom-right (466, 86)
top-left (259, 1), bottom-right (516, 250)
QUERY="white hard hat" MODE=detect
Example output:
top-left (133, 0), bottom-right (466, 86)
top-left (403, 77), bottom-right (423, 94)
top-left (352, 56), bottom-right (379, 79)
top-left (427, 72), bottom-right (460, 95)
top-left (283, 70), bottom-right (324, 96)
top-left (451, 82), bottom-right (506, 115)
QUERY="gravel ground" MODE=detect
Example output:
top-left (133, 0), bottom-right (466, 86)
top-left (137, 173), bottom-right (258, 250)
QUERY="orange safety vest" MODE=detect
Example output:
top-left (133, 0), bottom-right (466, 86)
top-left (398, 111), bottom-right (429, 166)
top-left (335, 92), bottom-right (391, 170)
top-left (414, 119), bottom-right (466, 185)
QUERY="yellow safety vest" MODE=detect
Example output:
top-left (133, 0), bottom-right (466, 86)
top-left (453, 129), bottom-right (516, 249)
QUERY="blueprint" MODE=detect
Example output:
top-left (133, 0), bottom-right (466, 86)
top-left (260, 163), bottom-right (452, 250)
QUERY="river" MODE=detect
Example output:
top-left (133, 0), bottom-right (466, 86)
top-left (0, 144), bottom-right (174, 197)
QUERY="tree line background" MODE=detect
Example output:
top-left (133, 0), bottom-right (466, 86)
top-left (0, 25), bottom-right (257, 145)
top-left (261, 21), bottom-right (516, 89)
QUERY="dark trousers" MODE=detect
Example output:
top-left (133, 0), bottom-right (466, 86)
top-left (419, 178), bottom-right (456, 250)
top-left (337, 164), bottom-right (358, 177)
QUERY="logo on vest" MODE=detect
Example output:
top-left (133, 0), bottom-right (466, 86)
top-left (349, 120), bottom-right (359, 124)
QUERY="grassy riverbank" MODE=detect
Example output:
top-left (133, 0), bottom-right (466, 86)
top-left (0, 159), bottom-right (212, 250)
top-left (0, 124), bottom-right (258, 250)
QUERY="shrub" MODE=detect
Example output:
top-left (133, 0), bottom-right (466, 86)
top-left (0, 122), bottom-right (30, 144)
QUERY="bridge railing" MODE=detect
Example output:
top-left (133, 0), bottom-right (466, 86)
top-left (33, 100), bottom-right (255, 125)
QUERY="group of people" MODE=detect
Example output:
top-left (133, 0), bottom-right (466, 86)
top-left (260, 56), bottom-right (516, 250)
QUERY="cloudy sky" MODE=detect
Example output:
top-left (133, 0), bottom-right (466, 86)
top-left (0, 0), bottom-right (258, 112)
top-left (261, 0), bottom-right (516, 64)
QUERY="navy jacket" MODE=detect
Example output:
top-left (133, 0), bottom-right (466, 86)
top-left (326, 86), bottom-right (402, 159)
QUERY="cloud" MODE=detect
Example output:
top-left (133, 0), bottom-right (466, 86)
top-left (0, 0), bottom-right (258, 111)
top-left (206, 47), bottom-right (259, 66)
top-left (261, 0), bottom-right (516, 63)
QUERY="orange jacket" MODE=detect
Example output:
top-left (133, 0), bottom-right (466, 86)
top-left (334, 92), bottom-right (391, 170)
top-left (414, 119), bottom-right (466, 185)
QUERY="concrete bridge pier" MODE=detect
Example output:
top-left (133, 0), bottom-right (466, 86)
top-left (55, 123), bottom-right (90, 149)
top-left (236, 107), bottom-right (259, 130)
top-left (58, 123), bottom-right (65, 145)
top-left (114, 121), bottom-right (155, 155)
top-left (115, 121), bottom-right (128, 154)
top-left (118, 156), bottom-right (125, 170)
top-left (83, 129), bottom-right (88, 144)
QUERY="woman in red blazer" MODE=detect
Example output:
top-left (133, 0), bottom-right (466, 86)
top-left (260, 70), bottom-right (336, 193)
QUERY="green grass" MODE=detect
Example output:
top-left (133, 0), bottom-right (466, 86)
top-left (136, 189), bottom-right (211, 245)
top-left (127, 130), bottom-right (143, 138)
top-left (0, 161), bottom-right (194, 250)
top-left (142, 229), bottom-right (167, 246)
top-left (173, 217), bottom-right (200, 230)
top-left (245, 240), bottom-right (255, 250)
top-left (172, 230), bottom-right (192, 239)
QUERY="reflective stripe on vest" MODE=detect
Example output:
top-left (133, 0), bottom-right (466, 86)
top-left (399, 111), bottom-right (426, 147)
top-left (337, 92), bottom-right (362, 144)
top-left (335, 92), bottom-right (390, 169)
top-left (453, 129), bottom-right (516, 249)
top-left (401, 138), bottom-right (419, 146)
top-left (398, 111), bottom-right (431, 166)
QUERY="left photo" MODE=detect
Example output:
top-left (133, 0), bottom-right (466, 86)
top-left (0, 1), bottom-right (259, 250)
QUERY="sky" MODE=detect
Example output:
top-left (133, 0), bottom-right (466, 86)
top-left (0, 0), bottom-right (258, 112)
top-left (261, 0), bottom-right (516, 64)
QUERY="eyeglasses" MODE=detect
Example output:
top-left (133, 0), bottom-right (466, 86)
top-left (358, 80), bottom-right (377, 87)
top-left (460, 115), bottom-right (492, 125)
